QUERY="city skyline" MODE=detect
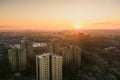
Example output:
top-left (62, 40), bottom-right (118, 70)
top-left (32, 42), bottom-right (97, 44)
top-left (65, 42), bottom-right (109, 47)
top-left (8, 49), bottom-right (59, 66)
top-left (0, 0), bottom-right (120, 31)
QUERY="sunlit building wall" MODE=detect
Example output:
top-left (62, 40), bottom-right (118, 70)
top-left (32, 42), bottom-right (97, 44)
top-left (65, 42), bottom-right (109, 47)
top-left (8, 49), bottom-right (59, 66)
top-left (36, 53), bottom-right (62, 80)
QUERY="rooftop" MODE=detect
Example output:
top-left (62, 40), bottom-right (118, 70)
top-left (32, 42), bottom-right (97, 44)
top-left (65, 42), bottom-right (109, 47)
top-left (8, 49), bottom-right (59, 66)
top-left (36, 53), bottom-right (62, 59)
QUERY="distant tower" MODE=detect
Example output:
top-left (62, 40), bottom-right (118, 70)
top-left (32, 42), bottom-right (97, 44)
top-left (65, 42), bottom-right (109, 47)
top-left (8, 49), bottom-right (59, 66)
top-left (20, 40), bottom-right (34, 59)
top-left (17, 48), bottom-right (27, 70)
top-left (47, 42), bottom-right (60, 54)
top-left (8, 48), bottom-right (27, 71)
top-left (36, 53), bottom-right (62, 80)
top-left (20, 40), bottom-right (26, 49)
top-left (8, 49), bottom-right (17, 72)
top-left (61, 46), bottom-right (81, 68)
top-left (26, 40), bottom-right (34, 59)
top-left (73, 46), bottom-right (81, 67)
top-left (61, 46), bottom-right (73, 65)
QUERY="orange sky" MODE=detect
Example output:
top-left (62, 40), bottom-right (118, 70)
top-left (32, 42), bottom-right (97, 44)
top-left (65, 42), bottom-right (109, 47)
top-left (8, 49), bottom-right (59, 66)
top-left (0, 0), bottom-right (120, 30)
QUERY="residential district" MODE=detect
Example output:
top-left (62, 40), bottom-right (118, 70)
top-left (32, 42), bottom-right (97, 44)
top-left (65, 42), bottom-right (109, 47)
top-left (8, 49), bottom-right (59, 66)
top-left (0, 30), bottom-right (120, 80)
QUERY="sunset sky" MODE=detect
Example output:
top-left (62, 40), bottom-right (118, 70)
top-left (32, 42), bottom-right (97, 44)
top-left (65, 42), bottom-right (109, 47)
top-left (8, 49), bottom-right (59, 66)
top-left (0, 0), bottom-right (120, 30)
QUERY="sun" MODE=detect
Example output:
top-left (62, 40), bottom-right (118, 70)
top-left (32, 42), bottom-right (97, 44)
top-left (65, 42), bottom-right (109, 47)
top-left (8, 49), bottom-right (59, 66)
top-left (75, 24), bottom-right (81, 29)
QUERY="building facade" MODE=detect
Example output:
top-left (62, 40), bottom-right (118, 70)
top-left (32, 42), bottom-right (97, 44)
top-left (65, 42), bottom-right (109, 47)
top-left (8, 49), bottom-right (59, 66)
top-left (47, 42), bottom-right (60, 54)
top-left (18, 48), bottom-right (27, 70)
top-left (8, 48), bottom-right (27, 71)
top-left (8, 49), bottom-right (17, 71)
top-left (36, 53), bottom-right (62, 80)
top-left (20, 40), bottom-right (34, 59)
top-left (61, 46), bottom-right (81, 68)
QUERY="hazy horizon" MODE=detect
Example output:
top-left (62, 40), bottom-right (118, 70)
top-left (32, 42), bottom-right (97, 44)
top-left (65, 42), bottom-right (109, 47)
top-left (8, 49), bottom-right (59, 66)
top-left (0, 0), bottom-right (120, 30)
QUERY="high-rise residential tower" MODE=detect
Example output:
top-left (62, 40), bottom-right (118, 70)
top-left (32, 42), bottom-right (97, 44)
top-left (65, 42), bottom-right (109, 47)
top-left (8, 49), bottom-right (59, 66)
top-left (47, 42), bottom-right (60, 54)
top-left (8, 48), bottom-right (27, 71)
top-left (18, 48), bottom-right (27, 70)
top-left (8, 49), bottom-right (17, 72)
top-left (20, 40), bottom-right (34, 59)
top-left (36, 53), bottom-right (62, 80)
top-left (61, 46), bottom-right (81, 68)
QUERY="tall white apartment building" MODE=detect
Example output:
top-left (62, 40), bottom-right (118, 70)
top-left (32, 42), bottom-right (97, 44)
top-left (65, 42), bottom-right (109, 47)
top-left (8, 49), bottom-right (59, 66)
top-left (36, 53), bottom-right (62, 80)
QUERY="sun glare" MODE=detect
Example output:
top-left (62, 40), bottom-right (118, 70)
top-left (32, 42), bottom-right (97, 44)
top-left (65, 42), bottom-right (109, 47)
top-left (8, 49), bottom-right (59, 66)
top-left (75, 24), bottom-right (81, 29)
